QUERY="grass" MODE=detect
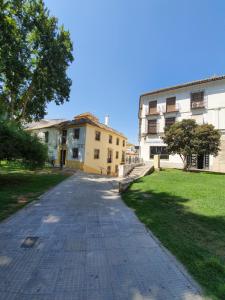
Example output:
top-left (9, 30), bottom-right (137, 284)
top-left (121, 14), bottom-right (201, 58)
top-left (0, 161), bottom-right (71, 221)
top-left (122, 169), bottom-right (225, 300)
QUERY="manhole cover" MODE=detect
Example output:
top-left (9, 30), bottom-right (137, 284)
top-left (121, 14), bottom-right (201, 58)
top-left (21, 236), bottom-right (39, 248)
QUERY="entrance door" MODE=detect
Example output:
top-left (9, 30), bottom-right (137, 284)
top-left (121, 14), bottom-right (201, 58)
top-left (197, 154), bottom-right (204, 169)
top-left (187, 153), bottom-right (209, 170)
top-left (60, 150), bottom-right (66, 166)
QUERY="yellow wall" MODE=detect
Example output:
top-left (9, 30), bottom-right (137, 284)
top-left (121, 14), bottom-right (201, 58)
top-left (84, 124), bottom-right (126, 176)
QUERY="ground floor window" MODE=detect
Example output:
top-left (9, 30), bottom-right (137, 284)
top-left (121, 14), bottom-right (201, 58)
top-left (94, 149), bottom-right (100, 159)
top-left (150, 146), bottom-right (169, 159)
top-left (107, 166), bottom-right (111, 175)
top-left (115, 165), bottom-right (118, 174)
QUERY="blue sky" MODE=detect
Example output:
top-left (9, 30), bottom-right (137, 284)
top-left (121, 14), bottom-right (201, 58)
top-left (45, 0), bottom-right (225, 144)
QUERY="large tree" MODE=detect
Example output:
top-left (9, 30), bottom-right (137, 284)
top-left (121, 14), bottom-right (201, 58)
top-left (0, 0), bottom-right (74, 123)
top-left (163, 119), bottom-right (221, 170)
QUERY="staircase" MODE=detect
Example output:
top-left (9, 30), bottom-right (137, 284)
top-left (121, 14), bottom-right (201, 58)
top-left (127, 164), bottom-right (152, 179)
top-left (118, 163), bottom-right (153, 192)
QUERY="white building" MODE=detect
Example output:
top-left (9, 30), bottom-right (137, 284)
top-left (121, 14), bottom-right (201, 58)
top-left (26, 119), bottom-right (66, 160)
top-left (139, 75), bottom-right (225, 172)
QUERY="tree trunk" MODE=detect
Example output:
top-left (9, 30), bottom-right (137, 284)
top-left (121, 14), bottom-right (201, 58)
top-left (179, 154), bottom-right (188, 171)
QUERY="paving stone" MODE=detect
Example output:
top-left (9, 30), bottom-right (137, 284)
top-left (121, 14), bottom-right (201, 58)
top-left (0, 172), bottom-right (204, 300)
top-left (55, 267), bottom-right (86, 291)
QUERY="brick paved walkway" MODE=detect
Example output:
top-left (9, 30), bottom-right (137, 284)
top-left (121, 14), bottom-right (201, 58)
top-left (0, 172), bottom-right (204, 299)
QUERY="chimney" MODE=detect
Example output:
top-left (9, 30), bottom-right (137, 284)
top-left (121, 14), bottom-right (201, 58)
top-left (104, 115), bottom-right (109, 126)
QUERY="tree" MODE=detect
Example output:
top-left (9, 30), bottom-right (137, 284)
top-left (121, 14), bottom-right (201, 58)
top-left (163, 119), bottom-right (221, 170)
top-left (0, 0), bottom-right (74, 123)
top-left (0, 121), bottom-right (48, 168)
top-left (194, 123), bottom-right (221, 156)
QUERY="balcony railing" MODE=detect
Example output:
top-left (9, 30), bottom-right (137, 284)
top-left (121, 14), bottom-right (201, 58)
top-left (146, 108), bottom-right (160, 116)
top-left (191, 100), bottom-right (207, 110)
top-left (147, 126), bottom-right (159, 134)
top-left (163, 103), bottom-right (179, 114)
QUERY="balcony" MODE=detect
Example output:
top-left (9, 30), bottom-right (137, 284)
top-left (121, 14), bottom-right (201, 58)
top-left (191, 100), bottom-right (207, 110)
top-left (146, 126), bottom-right (159, 135)
top-left (163, 103), bottom-right (179, 114)
top-left (147, 130), bottom-right (158, 135)
top-left (146, 108), bottom-right (160, 117)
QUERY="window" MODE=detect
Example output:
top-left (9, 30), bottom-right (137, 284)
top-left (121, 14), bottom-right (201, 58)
top-left (122, 140), bottom-right (125, 147)
top-left (116, 151), bottom-right (119, 159)
top-left (148, 119), bottom-right (157, 134)
top-left (95, 131), bottom-right (101, 141)
top-left (94, 149), bottom-right (100, 159)
top-left (62, 130), bottom-right (67, 144)
top-left (73, 128), bottom-right (80, 139)
top-left (165, 117), bottom-right (175, 130)
top-left (191, 91), bottom-right (204, 109)
top-left (72, 148), bottom-right (79, 159)
top-left (115, 165), bottom-right (119, 174)
top-left (150, 146), bottom-right (169, 160)
top-left (116, 138), bottom-right (119, 145)
top-left (44, 131), bottom-right (49, 143)
top-left (107, 166), bottom-right (111, 175)
top-left (109, 135), bottom-right (112, 144)
top-left (149, 100), bottom-right (158, 115)
top-left (107, 149), bottom-right (113, 163)
top-left (121, 151), bottom-right (125, 163)
top-left (166, 97), bottom-right (176, 112)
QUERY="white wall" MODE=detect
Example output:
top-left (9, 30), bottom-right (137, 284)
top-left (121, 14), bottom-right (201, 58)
top-left (66, 127), bottom-right (86, 162)
top-left (139, 79), bottom-right (225, 170)
top-left (32, 127), bottom-right (59, 159)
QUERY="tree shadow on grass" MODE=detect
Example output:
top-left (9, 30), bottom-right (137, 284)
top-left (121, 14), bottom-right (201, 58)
top-left (122, 183), bottom-right (225, 300)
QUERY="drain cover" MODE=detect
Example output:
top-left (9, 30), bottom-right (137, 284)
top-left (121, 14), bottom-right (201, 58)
top-left (21, 236), bottom-right (39, 248)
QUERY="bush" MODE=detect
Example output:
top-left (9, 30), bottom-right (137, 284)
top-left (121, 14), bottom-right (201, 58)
top-left (0, 121), bottom-right (48, 169)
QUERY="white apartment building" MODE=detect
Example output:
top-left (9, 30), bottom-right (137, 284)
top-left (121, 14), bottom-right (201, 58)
top-left (139, 75), bottom-right (225, 172)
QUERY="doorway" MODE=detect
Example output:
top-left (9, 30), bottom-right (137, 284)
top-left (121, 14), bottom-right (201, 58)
top-left (187, 153), bottom-right (209, 170)
top-left (197, 154), bottom-right (204, 169)
top-left (107, 166), bottom-right (111, 175)
top-left (60, 150), bottom-right (66, 167)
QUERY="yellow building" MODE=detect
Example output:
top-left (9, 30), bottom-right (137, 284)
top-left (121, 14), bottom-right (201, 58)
top-left (56, 113), bottom-right (127, 176)
top-left (27, 113), bottom-right (127, 176)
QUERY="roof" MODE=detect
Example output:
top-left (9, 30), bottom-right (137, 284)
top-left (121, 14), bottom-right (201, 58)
top-left (27, 113), bottom-right (126, 139)
top-left (26, 119), bottom-right (66, 130)
top-left (140, 75), bottom-right (225, 97)
top-left (60, 113), bottom-right (126, 139)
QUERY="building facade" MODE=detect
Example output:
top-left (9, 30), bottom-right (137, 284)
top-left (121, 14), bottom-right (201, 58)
top-left (126, 143), bottom-right (140, 164)
top-left (139, 76), bottom-right (225, 172)
top-left (27, 113), bottom-right (127, 176)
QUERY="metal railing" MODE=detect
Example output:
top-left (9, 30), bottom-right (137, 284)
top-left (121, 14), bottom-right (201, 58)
top-left (125, 157), bottom-right (143, 165)
top-left (162, 103), bottom-right (180, 113)
top-left (191, 100), bottom-right (207, 109)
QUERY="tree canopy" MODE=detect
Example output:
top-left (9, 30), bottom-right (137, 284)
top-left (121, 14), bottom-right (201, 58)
top-left (163, 119), bottom-right (221, 170)
top-left (0, 0), bottom-right (74, 123)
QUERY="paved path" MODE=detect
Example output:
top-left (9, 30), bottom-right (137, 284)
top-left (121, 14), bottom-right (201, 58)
top-left (0, 172), bottom-right (204, 300)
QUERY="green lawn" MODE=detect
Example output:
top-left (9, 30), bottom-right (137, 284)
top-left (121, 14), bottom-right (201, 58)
top-left (0, 161), bottom-right (70, 221)
top-left (122, 169), bottom-right (225, 300)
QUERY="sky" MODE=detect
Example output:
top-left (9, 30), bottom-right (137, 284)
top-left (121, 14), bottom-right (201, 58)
top-left (45, 0), bottom-right (225, 144)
